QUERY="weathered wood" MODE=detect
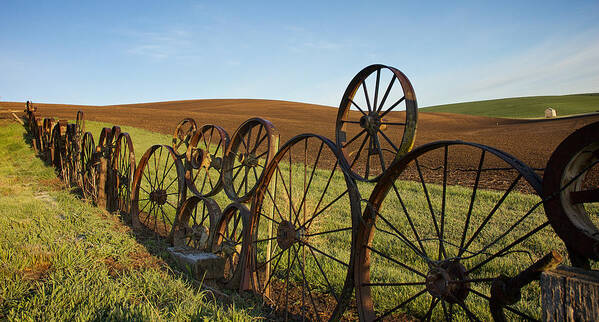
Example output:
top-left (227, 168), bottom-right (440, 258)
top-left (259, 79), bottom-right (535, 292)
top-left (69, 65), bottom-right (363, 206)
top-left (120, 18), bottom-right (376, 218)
top-left (98, 156), bottom-right (108, 209)
top-left (541, 265), bottom-right (599, 321)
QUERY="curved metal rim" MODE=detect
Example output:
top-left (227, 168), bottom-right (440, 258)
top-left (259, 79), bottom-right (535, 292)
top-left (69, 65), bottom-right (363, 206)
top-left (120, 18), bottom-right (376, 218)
top-left (172, 118), bottom-right (198, 156)
top-left (213, 202), bottom-right (250, 288)
top-left (80, 132), bottom-right (98, 202)
top-left (112, 132), bottom-right (136, 213)
top-left (172, 195), bottom-right (221, 250)
top-left (185, 124), bottom-right (230, 197)
top-left (355, 139), bottom-right (545, 321)
top-left (130, 144), bottom-right (187, 241)
top-left (223, 117), bottom-right (279, 203)
top-left (543, 121), bottom-right (599, 261)
top-left (335, 64), bottom-right (418, 183)
top-left (247, 132), bottom-right (362, 321)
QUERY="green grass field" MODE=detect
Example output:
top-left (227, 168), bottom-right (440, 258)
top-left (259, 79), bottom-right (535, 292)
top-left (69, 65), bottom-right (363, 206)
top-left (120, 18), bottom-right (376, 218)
top-left (0, 120), bottom-right (261, 320)
top-left (4, 118), bottom-right (595, 320)
top-left (421, 93), bottom-right (599, 118)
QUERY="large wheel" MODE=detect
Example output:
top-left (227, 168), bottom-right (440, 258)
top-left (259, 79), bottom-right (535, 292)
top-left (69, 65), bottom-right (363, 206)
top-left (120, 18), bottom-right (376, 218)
top-left (75, 110), bottom-right (85, 142)
top-left (42, 118), bottom-right (54, 161)
top-left (65, 124), bottom-right (78, 186)
top-left (131, 145), bottom-right (186, 240)
top-left (81, 132), bottom-right (99, 203)
top-left (172, 118), bottom-right (197, 157)
top-left (223, 118), bottom-right (279, 203)
top-left (50, 121), bottom-right (67, 169)
top-left (213, 202), bottom-right (250, 288)
top-left (172, 196), bottom-right (221, 251)
top-left (336, 64), bottom-right (418, 182)
top-left (247, 134), bottom-right (361, 321)
top-left (355, 141), bottom-right (556, 321)
top-left (185, 125), bottom-right (230, 197)
top-left (112, 133), bottom-right (136, 214)
top-left (543, 121), bottom-right (599, 268)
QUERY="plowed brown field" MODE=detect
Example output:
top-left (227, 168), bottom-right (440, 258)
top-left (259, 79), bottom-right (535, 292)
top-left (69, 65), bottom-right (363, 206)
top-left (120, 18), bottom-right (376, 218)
top-left (3, 99), bottom-right (598, 171)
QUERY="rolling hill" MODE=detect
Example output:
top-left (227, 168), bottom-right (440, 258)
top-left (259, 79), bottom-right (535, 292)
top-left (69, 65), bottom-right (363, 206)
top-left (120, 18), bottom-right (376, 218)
top-left (421, 93), bottom-right (599, 118)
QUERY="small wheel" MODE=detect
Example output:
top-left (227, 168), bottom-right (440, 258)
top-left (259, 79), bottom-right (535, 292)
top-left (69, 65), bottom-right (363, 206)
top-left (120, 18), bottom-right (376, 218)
top-left (81, 132), bottom-right (100, 203)
top-left (213, 202), bottom-right (249, 288)
top-left (185, 125), bottom-right (230, 197)
top-left (113, 133), bottom-right (136, 214)
top-left (248, 134), bottom-right (361, 321)
top-left (172, 118), bottom-right (197, 157)
top-left (355, 141), bottom-right (554, 321)
top-left (172, 196), bottom-right (221, 250)
top-left (223, 118), bottom-right (279, 203)
top-left (543, 121), bottom-right (599, 267)
top-left (336, 64), bottom-right (418, 182)
top-left (75, 110), bottom-right (85, 142)
top-left (131, 145), bottom-right (186, 240)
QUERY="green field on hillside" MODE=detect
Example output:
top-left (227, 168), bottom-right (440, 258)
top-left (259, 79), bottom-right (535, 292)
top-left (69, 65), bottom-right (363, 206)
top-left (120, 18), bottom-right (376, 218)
top-left (421, 93), bottom-right (599, 118)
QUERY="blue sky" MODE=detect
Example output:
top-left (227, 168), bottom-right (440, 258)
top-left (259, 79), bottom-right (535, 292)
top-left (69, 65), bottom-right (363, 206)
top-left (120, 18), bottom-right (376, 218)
top-left (1, 1), bottom-right (598, 107)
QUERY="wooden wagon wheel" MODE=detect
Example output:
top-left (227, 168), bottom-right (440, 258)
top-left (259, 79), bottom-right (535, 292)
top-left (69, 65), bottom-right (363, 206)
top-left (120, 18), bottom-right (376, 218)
top-left (131, 145), bottom-right (186, 240)
top-left (355, 141), bottom-right (554, 321)
top-left (185, 125), bottom-right (230, 197)
top-left (172, 196), bottom-right (221, 251)
top-left (34, 118), bottom-right (43, 154)
top-left (247, 133), bottom-right (361, 321)
top-left (172, 118), bottom-right (197, 157)
top-left (213, 202), bottom-right (250, 288)
top-left (336, 64), bottom-right (418, 182)
top-left (56, 123), bottom-right (74, 186)
top-left (223, 118), bottom-right (279, 203)
top-left (112, 132), bottom-right (136, 214)
top-left (81, 132), bottom-right (100, 203)
top-left (543, 121), bottom-right (599, 269)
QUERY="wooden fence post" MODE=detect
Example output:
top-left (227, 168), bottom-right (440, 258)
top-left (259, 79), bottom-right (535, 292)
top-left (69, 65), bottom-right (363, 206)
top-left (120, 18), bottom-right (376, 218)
top-left (541, 266), bottom-right (599, 321)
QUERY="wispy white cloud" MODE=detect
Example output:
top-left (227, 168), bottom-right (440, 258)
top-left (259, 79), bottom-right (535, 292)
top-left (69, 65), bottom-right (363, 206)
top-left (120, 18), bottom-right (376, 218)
top-left (420, 29), bottom-right (599, 106)
top-left (124, 29), bottom-right (194, 60)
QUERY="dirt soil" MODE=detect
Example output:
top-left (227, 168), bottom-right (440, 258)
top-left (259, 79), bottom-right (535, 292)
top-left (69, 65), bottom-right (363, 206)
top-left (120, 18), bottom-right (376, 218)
top-left (4, 99), bottom-right (597, 173)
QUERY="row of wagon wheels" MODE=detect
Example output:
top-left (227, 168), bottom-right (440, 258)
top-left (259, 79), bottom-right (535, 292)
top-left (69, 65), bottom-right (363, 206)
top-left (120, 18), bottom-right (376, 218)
top-left (22, 62), bottom-right (598, 321)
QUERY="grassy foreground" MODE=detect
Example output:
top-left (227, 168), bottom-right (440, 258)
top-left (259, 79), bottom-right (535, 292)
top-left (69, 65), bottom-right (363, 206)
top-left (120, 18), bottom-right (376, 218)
top-left (0, 120), bottom-right (259, 320)
top-left (421, 93), bottom-right (599, 118)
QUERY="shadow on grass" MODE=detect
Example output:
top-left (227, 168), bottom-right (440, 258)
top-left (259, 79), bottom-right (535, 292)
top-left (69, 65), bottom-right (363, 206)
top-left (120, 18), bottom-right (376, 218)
top-left (18, 121), bottom-right (299, 321)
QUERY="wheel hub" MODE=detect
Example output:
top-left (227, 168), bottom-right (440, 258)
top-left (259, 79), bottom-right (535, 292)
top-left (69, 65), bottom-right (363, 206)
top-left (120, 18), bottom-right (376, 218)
top-left (360, 114), bottom-right (382, 133)
top-left (238, 153), bottom-right (259, 167)
top-left (149, 189), bottom-right (167, 205)
top-left (425, 261), bottom-right (469, 303)
top-left (276, 220), bottom-right (307, 250)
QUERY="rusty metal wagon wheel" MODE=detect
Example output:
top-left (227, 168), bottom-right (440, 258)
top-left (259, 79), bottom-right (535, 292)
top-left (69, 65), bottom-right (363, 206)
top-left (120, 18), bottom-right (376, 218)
top-left (336, 64), bottom-right (418, 182)
top-left (172, 118), bottom-right (197, 157)
top-left (50, 121), bottom-right (67, 170)
top-left (81, 132), bottom-right (100, 203)
top-left (185, 125), bottom-right (230, 197)
top-left (247, 133), bottom-right (361, 321)
top-left (223, 118), bottom-right (279, 203)
top-left (112, 133), bottom-right (135, 214)
top-left (172, 196), bottom-right (221, 251)
top-left (355, 141), bottom-right (555, 321)
top-left (35, 119), bottom-right (43, 154)
top-left (42, 118), bottom-right (54, 161)
top-left (65, 124), bottom-right (78, 186)
top-left (75, 110), bottom-right (85, 141)
top-left (213, 202), bottom-right (250, 288)
top-left (131, 145), bottom-right (186, 240)
top-left (543, 121), bottom-right (599, 269)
